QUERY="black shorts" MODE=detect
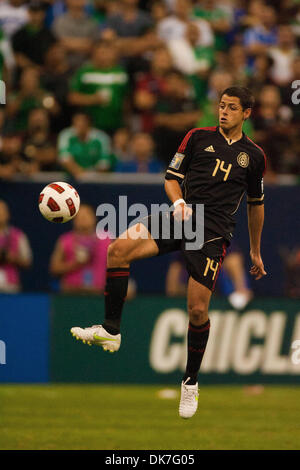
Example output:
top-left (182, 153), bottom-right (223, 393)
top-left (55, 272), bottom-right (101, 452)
top-left (140, 211), bottom-right (229, 291)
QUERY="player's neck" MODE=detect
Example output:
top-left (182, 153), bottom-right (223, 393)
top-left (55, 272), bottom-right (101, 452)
top-left (218, 126), bottom-right (243, 145)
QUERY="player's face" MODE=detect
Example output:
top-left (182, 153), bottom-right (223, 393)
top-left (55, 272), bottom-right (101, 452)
top-left (219, 95), bottom-right (250, 131)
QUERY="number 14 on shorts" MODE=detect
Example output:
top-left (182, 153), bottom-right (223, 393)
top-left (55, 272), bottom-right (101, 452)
top-left (204, 257), bottom-right (219, 280)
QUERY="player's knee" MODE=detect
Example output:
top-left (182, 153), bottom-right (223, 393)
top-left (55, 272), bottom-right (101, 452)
top-left (188, 303), bottom-right (208, 325)
top-left (107, 240), bottom-right (129, 265)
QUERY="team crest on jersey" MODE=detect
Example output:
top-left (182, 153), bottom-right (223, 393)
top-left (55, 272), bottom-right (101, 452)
top-left (237, 152), bottom-right (249, 168)
top-left (170, 152), bottom-right (185, 170)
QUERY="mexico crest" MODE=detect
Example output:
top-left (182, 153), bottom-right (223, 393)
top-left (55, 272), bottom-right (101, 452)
top-left (237, 152), bottom-right (249, 168)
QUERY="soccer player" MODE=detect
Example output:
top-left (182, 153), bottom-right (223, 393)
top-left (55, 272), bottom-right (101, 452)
top-left (71, 86), bottom-right (267, 419)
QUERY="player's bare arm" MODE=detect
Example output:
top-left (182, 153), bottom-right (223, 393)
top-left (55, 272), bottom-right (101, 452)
top-left (247, 204), bottom-right (267, 280)
top-left (164, 179), bottom-right (192, 222)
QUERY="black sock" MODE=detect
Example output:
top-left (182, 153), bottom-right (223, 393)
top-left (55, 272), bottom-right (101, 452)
top-left (103, 267), bottom-right (129, 335)
top-left (183, 319), bottom-right (210, 385)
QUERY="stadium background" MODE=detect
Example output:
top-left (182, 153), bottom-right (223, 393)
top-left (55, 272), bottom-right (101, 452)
top-left (0, 0), bottom-right (300, 450)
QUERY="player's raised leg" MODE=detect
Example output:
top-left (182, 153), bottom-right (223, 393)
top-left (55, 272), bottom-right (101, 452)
top-left (179, 277), bottom-right (212, 418)
top-left (71, 222), bottom-right (158, 350)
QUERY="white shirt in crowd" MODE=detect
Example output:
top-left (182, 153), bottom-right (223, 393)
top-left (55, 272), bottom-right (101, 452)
top-left (268, 47), bottom-right (298, 85)
top-left (0, 0), bottom-right (28, 37)
top-left (157, 16), bottom-right (214, 47)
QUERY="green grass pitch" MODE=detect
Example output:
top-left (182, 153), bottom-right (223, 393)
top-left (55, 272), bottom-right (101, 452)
top-left (0, 385), bottom-right (299, 450)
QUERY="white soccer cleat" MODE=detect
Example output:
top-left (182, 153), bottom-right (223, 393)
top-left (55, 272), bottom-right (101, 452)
top-left (70, 325), bottom-right (121, 352)
top-left (179, 378), bottom-right (199, 419)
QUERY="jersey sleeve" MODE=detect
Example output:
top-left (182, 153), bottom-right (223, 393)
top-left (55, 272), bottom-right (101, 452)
top-left (165, 129), bottom-right (196, 183)
top-left (247, 150), bottom-right (266, 206)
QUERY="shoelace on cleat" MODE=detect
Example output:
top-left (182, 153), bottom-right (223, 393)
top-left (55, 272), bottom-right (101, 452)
top-left (182, 385), bottom-right (198, 404)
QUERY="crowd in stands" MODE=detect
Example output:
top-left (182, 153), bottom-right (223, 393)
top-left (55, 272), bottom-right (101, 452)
top-left (0, 0), bottom-right (299, 181)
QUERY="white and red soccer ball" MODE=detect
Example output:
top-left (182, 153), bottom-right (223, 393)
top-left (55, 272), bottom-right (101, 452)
top-left (38, 182), bottom-right (80, 223)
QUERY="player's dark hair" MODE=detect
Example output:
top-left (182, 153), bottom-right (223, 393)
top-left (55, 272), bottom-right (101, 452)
top-left (221, 87), bottom-right (255, 110)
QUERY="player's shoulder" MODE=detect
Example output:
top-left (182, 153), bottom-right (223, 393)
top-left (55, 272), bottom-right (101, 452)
top-left (243, 134), bottom-right (267, 170)
top-left (179, 127), bottom-right (217, 149)
top-left (188, 126), bottom-right (218, 138)
top-left (244, 134), bottom-right (266, 159)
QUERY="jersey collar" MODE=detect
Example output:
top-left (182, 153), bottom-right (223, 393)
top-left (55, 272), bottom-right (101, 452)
top-left (217, 126), bottom-right (245, 146)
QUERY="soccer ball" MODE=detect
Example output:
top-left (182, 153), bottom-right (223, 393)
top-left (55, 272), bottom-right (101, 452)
top-left (38, 182), bottom-right (80, 223)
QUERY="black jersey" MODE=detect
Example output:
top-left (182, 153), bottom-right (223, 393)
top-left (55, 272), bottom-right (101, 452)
top-left (165, 126), bottom-right (266, 241)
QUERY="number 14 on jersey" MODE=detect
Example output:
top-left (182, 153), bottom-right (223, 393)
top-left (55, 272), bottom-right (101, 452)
top-left (212, 158), bottom-right (232, 181)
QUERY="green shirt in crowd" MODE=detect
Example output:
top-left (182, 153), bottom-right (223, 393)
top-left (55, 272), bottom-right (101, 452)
top-left (193, 6), bottom-right (231, 51)
top-left (58, 127), bottom-right (115, 171)
top-left (70, 64), bottom-right (129, 132)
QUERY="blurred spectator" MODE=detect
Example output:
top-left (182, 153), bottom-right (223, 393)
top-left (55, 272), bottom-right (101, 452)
top-left (281, 247), bottom-right (300, 299)
top-left (204, 68), bottom-right (233, 103)
top-left (157, 0), bottom-right (214, 47)
top-left (112, 127), bottom-right (132, 162)
top-left (91, 0), bottom-right (116, 26)
top-left (150, 0), bottom-right (169, 25)
top-left (45, 0), bottom-right (96, 27)
top-left (58, 111), bottom-right (114, 179)
top-left (68, 41), bottom-right (129, 135)
top-left (6, 66), bottom-right (59, 132)
top-left (134, 46), bottom-right (173, 132)
top-left (238, 0), bottom-right (264, 31)
top-left (289, 3), bottom-right (300, 40)
top-left (0, 199), bottom-right (32, 293)
top-left (115, 132), bottom-right (163, 173)
top-left (0, 26), bottom-right (15, 83)
top-left (0, 38), bottom-right (5, 82)
top-left (244, 4), bottom-right (278, 58)
top-left (12, 1), bottom-right (56, 72)
top-left (153, 70), bottom-right (201, 166)
top-left (253, 85), bottom-right (296, 175)
top-left (41, 42), bottom-right (74, 130)
top-left (104, 0), bottom-right (162, 80)
top-left (227, 44), bottom-right (251, 87)
top-left (50, 204), bottom-right (111, 294)
top-left (221, 244), bottom-right (253, 310)
top-left (0, 0), bottom-right (28, 38)
top-left (268, 24), bottom-right (298, 86)
top-left (20, 107), bottom-right (58, 174)
top-left (193, 0), bottom-right (232, 51)
top-left (166, 21), bottom-right (215, 75)
top-left (248, 53), bottom-right (273, 99)
top-left (52, 0), bottom-right (99, 69)
top-left (106, 0), bottom-right (153, 38)
top-left (0, 132), bottom-right (21, 180)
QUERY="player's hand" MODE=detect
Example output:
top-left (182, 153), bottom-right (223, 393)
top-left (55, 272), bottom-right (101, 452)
top-left (173, 203), bottom-right (193, 223)
top-left (249, 251), bottom-right (267, 280)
